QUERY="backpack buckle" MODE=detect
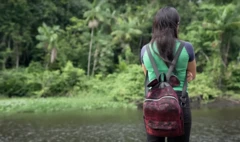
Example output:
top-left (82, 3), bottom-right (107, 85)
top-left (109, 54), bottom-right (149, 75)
top-left (180, 96), bottom-right (187, 107)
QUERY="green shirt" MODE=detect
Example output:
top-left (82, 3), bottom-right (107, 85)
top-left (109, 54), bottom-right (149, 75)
top-left (142, 40), bottom-right (190, 91)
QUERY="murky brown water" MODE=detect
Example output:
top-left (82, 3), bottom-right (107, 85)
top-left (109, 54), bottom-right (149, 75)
top-left (0, 107), bottom-right (240, 142)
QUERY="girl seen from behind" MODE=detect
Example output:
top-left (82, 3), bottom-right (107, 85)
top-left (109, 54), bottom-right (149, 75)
top-left (140, 7), bottom-right (196, 142)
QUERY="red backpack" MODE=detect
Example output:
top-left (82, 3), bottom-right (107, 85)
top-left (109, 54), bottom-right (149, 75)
top-left (143, 41), bottom-right (187, 137)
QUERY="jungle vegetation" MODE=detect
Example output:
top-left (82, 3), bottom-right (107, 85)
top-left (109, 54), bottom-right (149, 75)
top-left (0, 0), bottom-right (240, 108)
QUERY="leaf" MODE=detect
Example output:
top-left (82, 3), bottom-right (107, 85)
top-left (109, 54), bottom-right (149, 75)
top-left (37, 27), bottom-right (44, 34)
top-left (36, 35), bottom-right (47, 41)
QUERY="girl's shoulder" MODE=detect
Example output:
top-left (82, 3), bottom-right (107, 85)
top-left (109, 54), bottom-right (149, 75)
top-left (179, 40), bottom-right (195, 62)
top-left (140, 44), bottom-right (149, 63)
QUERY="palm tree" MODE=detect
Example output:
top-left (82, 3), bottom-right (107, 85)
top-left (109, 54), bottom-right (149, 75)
top-left (200, 3), bottom-right (240, 88)
top-left (201, 3), bottom-right (240, 67)
top-left (111, 6), bottom-right (142, 63)
top-left (83, 0), bottom-right (113, 76)
top-left (36, 23), bottom-right (62, 69)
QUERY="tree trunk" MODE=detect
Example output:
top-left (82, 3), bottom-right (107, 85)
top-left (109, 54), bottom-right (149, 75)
top-left (15, 42), bottom-right (19, 69)
top-left (2, 58), bottom-right (6, 70)
top-left (50, 47), bottom-right (57, 63)
top-left (224, 39), bottom-right (230, 68)
top-left (45, 43), bottom-right (50, 70)
top-left (0, 37), bottom-right (7, 70)
top-left (91, 44), bottom-right (99, 76)
top-left (218, 35), bottom-right (224, 89)
top-left (200, 50), bottom-right (209, 61)
top-left (87, 28), bottom-right (94, 76)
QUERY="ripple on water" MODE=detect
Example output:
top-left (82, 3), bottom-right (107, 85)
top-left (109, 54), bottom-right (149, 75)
top-left (0, 108), bottom-right (240, 142)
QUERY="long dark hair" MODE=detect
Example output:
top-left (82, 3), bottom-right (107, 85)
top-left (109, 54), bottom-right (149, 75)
top-left (151, 7), bottom-right (180, 67)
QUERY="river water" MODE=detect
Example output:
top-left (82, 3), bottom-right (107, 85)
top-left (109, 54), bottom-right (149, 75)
top-left (0, 107), bottom-right (240, 142)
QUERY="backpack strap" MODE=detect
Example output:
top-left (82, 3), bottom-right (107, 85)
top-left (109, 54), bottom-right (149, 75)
top-left (182, 73), bottom-right (187, 97)
top-left (146, 42), bottom-right (185, 82)
top-left (144, 71), bottom-right (149, 96)
top-left (166, 41), bottom-right (185, 82)
top-left (146, 44), bottom-right (160, 79)
top-left (178, 72), bottom-right (188, 107)
top-left (145, 44), bottom-right (158, 97)
top-left (144, 41), bottom-right (188, 100)
top-left (164, 41), bottom-right (187, 101)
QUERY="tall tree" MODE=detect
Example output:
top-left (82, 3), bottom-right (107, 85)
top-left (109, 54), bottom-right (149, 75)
top-left (83, 0), bottom-right (113, 76)
top-left (36, 23), bottom-right (62, 69)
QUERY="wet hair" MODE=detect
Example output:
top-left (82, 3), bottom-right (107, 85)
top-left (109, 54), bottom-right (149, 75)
top-left (151, 6), bottom-right (180, 67)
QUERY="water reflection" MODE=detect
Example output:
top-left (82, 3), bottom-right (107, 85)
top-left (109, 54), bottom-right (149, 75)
top-left (0, 107), bottom-right (240, 142)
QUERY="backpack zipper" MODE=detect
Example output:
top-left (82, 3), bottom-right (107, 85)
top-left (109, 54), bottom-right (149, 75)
top-left (144, 96), bottom-right (178, 103)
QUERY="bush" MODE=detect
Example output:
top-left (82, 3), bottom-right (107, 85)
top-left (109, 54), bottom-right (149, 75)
top-left (26, 61), bottom-right (86, 97)
top-left (0, 69), bottom-right (28, 97)
top-left (106, 64), bottom-right (144, 102)
top-left (225, 62), bottom-right (240, 92)
top-left (81, 64), bottom-right (145, 103)
top-left (0, 61), bottom-right (86, 97)
top-left (188, 73), bottom-right (222, 100)
top-left (1, 62), bottom-right (238, 102)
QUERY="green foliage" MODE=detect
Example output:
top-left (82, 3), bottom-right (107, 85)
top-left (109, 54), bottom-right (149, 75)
top-left (0, 61), bottom-right (86, 97)
top-left (27, 61), bottom-right (86, 97)
top-left (106, 64), bottom-right (144, 102)
top-left (82, 64), bottom-right (144, 103)
top-left (0, 0), bottom-right (240, 104)
top-left (0, 69), bottom-right (28, 97)
top-left (116, 56), bottom-right (128, 72)
top-left (36, 23), bottom-right (63, 68)
top-left (188, 73), bottom-right (222, 100)
top-left (0, 97), bottom-right (136, 114)
top-left (225, 62), bottom-right (240, 92)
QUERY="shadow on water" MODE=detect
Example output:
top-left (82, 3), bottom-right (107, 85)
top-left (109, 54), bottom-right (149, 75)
top-left (0, 107), bottom-right (240, 142)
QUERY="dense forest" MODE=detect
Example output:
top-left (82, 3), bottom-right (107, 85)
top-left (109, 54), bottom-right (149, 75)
top-left (0, 0), bottom-right (240, 103)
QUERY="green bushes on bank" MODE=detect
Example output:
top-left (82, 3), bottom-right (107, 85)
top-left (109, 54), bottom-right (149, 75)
top-left (225, 62), bottom-right (240, 96)
top-left (188, 73), bottom-right (222, 100)
top-left (1, 60), bottom-right (239, 102)
top-left (0, 69), bottom-right (28, 97)
top-left (0, 0), bottom-right (240, 105)
top-left (0, 61), bottom-right (87, 98)
top-left (105, 64), bottom-right (145, 102)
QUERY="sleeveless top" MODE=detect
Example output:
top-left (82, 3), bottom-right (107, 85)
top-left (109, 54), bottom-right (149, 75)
top-left (140, 40), bottom-right (195, 91)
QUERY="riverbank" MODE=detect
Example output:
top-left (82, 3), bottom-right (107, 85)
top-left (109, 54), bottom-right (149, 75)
top-left (200, 96), bottom-right (240, 109)
top-left (136, 95), bottom-right (240, 109)
top-left (186, 94), bottom-right (240, 109)
top-left (1, 95), bottom-right (240, 115)
top-left (0, 96), bottom-right (136, 115)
